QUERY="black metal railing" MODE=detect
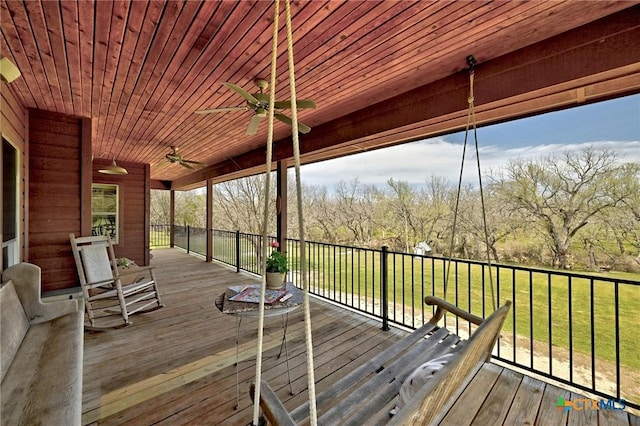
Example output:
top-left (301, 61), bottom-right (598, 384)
top-left (150, 224), bottom-right (171, 248)
top-left (154, 224), bottom-right (639, 409)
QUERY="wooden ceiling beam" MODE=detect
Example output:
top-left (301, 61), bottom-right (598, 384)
top-left (172, 6), bottom-right (640, 190)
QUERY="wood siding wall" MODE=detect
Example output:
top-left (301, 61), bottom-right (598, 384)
top-left (92, 159), bottom-right (150, 267)
top-left (28, 109), bottom-right (88, 292)
top-left (1, 80), bottom-right (28, 271)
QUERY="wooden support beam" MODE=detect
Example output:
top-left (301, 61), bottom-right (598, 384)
top-left (276, 161), bottom-right (287, 254)
top-left (144, 164), bottom-right (151, 265)
top-left (169, 190), bottom-right (175, 248)
top-left (205, 179), bottom-right (213, 262)
top-left (80, 117), bottom-right (92, 237)
top-left (149, 179), bottom-right (171, 190)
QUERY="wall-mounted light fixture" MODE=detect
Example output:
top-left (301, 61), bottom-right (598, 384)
top-left (0, 57), bottom-right (21, 83)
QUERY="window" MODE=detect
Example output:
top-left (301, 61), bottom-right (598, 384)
top-left (92, 184), bottom-right (119, 244)
top-left (2, 137), bottom-right (19, 271)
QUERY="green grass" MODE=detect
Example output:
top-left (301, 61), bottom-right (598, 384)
top-left (150, 231), bottom-right (170, 248)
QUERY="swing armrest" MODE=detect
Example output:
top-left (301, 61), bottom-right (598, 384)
top-left (425, 296), bottom-right (484, 326)
top-left (250, 381), bottom-right (296, 426)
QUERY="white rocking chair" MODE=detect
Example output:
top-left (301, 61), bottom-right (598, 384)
top-left (70, 233), bottom-right (163, 330)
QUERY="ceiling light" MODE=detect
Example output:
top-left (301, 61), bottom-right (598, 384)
top-left (0, 57), bottom-right (21, 83)
top-left (99, 160), bottom-right (128, 175)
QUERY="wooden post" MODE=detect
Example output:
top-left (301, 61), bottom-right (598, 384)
top-left (206, 179), bottom-right (213, 262)
top-left (276, 160), bottom-right (287, 254)
top-left (80, 118), bottom-right (92, 238)
top-left (144, 164), bottom-right (151, 265)
top-left (169, 190), bottom-right (175, 248)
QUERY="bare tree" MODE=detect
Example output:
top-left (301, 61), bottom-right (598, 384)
top-left (416, 175), bottom-right (454, 254)
top-left (174, 189), bottom-right (206, 227)
top-left (333, 179), bottom-right (380, 246)
top-left (491, 147), bottom-right (638, 269)
top-left (150, 190), bottom-right (171, 225)
top-left (213, 174), bottom-right (275, 234)
top-left (384, 179), bottom-right (420, 252)
top-left (456, 184), bottom-right (523, 261)
top-left (287, 181), bottom-right (338, 242)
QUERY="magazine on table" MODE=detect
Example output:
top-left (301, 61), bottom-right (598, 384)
top-left (228, 286), bottom-right (287, 304)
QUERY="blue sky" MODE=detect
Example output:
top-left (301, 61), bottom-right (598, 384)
top-left (301, 94), bottom-right (640, 188)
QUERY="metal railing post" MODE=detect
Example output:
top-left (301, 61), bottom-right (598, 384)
top-left (235, 230), bottom-right (241, 272)
top-left (381, 245), bottom-right (390, 331)
top-left (187, 225), bottom-right (190, 254)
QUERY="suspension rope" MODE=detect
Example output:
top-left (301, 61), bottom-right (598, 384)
top-left (469, 71), bottom-right (497, 312)
top-left (253, 0), bottom-right (318, 424)
top-left (253, 0), bottom-right (280, 423)
top-left (444, 60), bottom-right (497, 312)
top-left (284, 0), bottom-right (317, 421)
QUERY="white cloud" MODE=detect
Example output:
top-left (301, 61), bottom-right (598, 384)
top-left (300, 139), bottom-right (640, 188)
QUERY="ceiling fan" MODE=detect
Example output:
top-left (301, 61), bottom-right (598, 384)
top-left (158, 146), bottom-right (206, 170)
top-left (195, 79), bottom-right (316, 135)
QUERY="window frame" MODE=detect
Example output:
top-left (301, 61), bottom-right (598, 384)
top-left (2, 137), bottom-right (20, 271)
top-left (91, 183), bottom-right (120, 244)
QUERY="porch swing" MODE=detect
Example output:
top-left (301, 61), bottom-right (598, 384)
top-left (249, 4), bottom-right (511, 423)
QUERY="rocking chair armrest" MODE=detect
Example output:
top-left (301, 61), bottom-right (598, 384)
top-left (85, 277), bottom-right (118, 287)
top-left (116, 268), bottom-right (141, 277)
top-left (114, 265), bottom-right (154, 276)
top-left (425, 296), bottom-right (484, 326)
top-left (250, 381), bottom-right (296, 426)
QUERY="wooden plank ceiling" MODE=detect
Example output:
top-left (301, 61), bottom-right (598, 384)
top-left (1, 0), bottom-right (639, 187)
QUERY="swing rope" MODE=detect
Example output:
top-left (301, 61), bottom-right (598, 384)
top-left (252, 0), bottom-right (280, 422)
top-left (253, 0), bottom-right (318, 424)
top-left (443, 60), bottom-right (497, 312)
top-left (284, 0), bottom-right (318, 422)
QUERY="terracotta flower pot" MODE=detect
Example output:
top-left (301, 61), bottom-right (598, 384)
top-left (265, 272), bottom-right (286, 289)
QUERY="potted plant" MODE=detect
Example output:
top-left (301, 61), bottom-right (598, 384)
top-left (265, 241), bottom-right (288, 289)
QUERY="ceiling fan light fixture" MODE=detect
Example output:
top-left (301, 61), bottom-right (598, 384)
top-left (99, 159), bottom-right (128, 175)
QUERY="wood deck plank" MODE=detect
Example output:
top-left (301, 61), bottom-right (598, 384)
top-left (470, 367), bottom-right (523, 426)
top-left (599, 405), bottom-right (632, 426)
top-left (567, 391), bottom-right (599, 425)
top-left (535, 382), bottom-right (571, 426)
top-left (440, 362), bottom-right (502, 424)
top-left (503, 374), bottom-right (546, 425)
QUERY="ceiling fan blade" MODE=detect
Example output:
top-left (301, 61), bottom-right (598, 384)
top-left (180, 162), bottom-right (196, 170)
top-left (273, 99), bottom-right (317, 109)
top-left (274, 113), bottom-right (311, 134)
top-left (182, 159), bottom-right (206, 166)
top-left (154, 159), bottom-right (170, 168)
top-left (195, 106), bottom-right (247, 114)
top-left (223, 82), bottom-right (260, 104)
top-left (246, 114), bottom-right (263, 135)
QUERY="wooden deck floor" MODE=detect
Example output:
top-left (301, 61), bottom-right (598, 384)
top-left (83, 249), bottom-right (638, 425)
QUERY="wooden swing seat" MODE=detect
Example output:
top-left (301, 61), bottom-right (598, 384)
top-left (252, 296), bottom-right (511, 425)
